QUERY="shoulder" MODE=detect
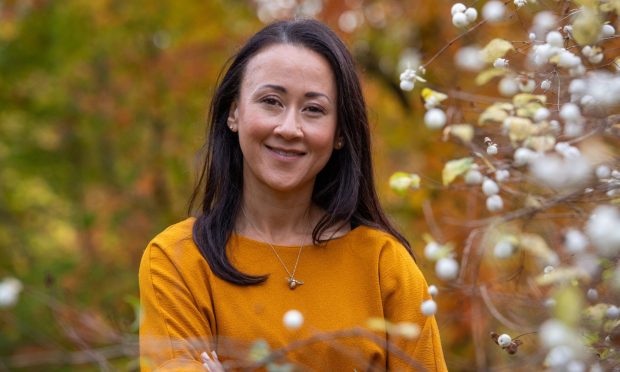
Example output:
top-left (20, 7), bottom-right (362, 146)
top-left (140, 217), bottom-right (202, 271)
top-left (345, 225), bottom-right (412, 258)
top-left (149, 217), bottom-right (196, 248)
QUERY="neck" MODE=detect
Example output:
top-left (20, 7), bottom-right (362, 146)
top-left (238, 183), bottom-right (318, 246)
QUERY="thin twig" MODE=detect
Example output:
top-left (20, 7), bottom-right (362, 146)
top-left (479, 285), bottom-right (537, 332)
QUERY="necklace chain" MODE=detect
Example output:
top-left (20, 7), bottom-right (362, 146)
top-left (241, 208), bottom-right (307, 289)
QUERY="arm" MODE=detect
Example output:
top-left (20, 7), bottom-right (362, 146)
top-left (379, 241), bottom-right (448, 372)
top-left (139, 238), bottom-right (214, 371)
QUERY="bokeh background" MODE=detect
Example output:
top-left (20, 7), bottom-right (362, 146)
top-left (4, 0), bottom-right (616, 370)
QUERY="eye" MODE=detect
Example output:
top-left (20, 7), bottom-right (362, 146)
top-left (260, 96), bottom-right (282, 107)
top-left (304, 105), bottom-right (326, 115)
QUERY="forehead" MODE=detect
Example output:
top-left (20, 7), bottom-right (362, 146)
top-left (241, 43), bottom-right (336, 96)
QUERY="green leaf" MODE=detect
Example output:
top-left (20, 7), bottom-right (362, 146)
top-left (480, 39), bottom-right (515, 63)
top-left (442, 157), bottom-right (474, 186)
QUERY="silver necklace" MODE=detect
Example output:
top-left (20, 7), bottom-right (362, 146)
top-left (241, 208), bottom-right (307, 290)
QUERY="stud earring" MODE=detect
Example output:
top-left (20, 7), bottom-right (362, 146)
top-left (335, 139), bottom-right (344, 149)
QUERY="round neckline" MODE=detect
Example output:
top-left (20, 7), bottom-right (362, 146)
top-left (232, 224), bottom-right (365, 249)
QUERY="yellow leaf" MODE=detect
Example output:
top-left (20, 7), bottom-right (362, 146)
top-left (442, 157), bottom-right (474, 186)
top-left (421, 88), bottom-right (448, 106)
top-left (512, 93), bottom-right (547, 107)
top-left (504, 116), bottom-right (535, 142)
top-left (574, 0), bottom-right (598, 8)
top-left (394, 322), bottom-right (420, 339)
top-left (519, 233), bottom-right (558, 265)
top-left (600, 0), bottom-right (620, 15)
top-left (367, 317), bottom-right (390, 332)
top-left (389, 172), bottom-right (421, 195)
top-left (572, 8), bottom-right (603, 46)
top-left (479, 105), bottom-right (511, 125)
top-left (475, 68), bottom-right (507, 85)
top-left (516, 103), bottom-right (544, 119)
top-left (524, 135), bottom-right (556, 152)
top-left (443, 124), bottom-right (474, 143)
top-left (554, 286), bottom-right (585, 326)
top-left (536, 267), bottom-right (590, 286)
top-left (480, 39), bottom-right (515, 63)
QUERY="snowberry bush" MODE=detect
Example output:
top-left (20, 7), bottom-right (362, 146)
top-left (392, 0), bottom-right (620, 369)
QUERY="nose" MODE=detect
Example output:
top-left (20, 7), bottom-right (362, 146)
top-left (273, 109), bottom-right (303, 139)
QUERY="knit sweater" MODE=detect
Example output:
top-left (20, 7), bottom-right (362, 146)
top-left (139, 218), bottom-right (447, 371)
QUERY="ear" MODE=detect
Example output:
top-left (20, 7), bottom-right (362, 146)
top-left (227, 101), bottom-right (239, 132)
top-left (334, 136), bottom-right (344, 150)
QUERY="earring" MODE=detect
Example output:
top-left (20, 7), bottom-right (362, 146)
top-left (335, 139), bottom-right (344, 149)
top-left (228, 124), bottom-right (237, 132)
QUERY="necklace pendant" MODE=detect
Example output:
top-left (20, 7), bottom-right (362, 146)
top-left (288, 277), bottom-right (303, 289)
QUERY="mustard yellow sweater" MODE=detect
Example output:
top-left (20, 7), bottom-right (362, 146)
top-left (139, 218), bottom-right (447, 371)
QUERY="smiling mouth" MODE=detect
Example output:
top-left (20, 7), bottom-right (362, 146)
top-left (265, 145), bottom-right (306, 157)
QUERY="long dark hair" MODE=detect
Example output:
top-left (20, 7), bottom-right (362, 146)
top-left (189, 19), bottom-right (411, 285)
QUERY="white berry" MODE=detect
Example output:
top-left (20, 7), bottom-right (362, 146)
top-left (421, 299), bottom-right (437, 316)
top-left (465, 8), bottom-right (478, 23)
top-left (487, 144), bottom-right (498, 155)
top-left (486, 194), bottom-right (504, 211)
top-left (482, 179), bottom-right (499, 196)
top-left (514, 0), bottom-right (526, 7)
top-left (498, 333), bottom-right (512, 347)
top-left (546, 31), bottom-right (564, 48)
top-left (400, 80), bottom-right (414, 91)
top-left (588, 53), bottom-right (603, 64)
top-left (283, 309), bottom-right (304, 330)
top-left (514, 147), bottom-right (536, 166)
top-left (534, 107), bottom-right (550, 122)
top-left (435, 257), bottom-right (459, 280)
top-left (451, 3), bottom-right (467, 16)
top-left (428, 285), bottom-right (438, 297)
top-left (424, 242), bottom-right (441, 261)
top-left (565, 229), bottom-right (588, 253)
top-left (465, 169), bottom-right (483, 185)
top-left (529, 32), bottom-right (536, 41)
top-left (596, 165), bottom-right (611, 179)
top-left (601, 24), bottom-right (615, 37)
top-left (560, 103), bottom-right (581, 121)
top-left (493, 58), bottom-right (509, 68)
top-left (499, 77), bottom-right (519, 96)
top-left (482, 1), bottom-right (505, 22)
top-left (541, 79), bottom-right (551, 90)
top-left (587, 288), bottom-right (598, 301)
top-left (424, 108), bottom-right (447, 129)
top-left (495, 169), bottom-right (509, 182)
top-left (519, 79), bottom-right (536, 93)
top-left (607, 305), bottom-right (620, 319)
top-left (494, 240), bottom-right (515, 259)
top-left (544, 265), bottom-right (555, 274)
top-left (452, 12), bottom-right (469, 28)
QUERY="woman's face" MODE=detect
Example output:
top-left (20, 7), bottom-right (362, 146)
top-left (228, 43), bottom-right (338, 196)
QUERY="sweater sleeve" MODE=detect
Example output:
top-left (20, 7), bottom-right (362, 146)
top-left (139, 236), bottom-right (213, 371)
top-left (379, 239), bottom-right (447, 372)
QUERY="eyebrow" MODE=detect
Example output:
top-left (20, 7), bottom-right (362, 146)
top-left (256, 84), bottom-right (332, 103)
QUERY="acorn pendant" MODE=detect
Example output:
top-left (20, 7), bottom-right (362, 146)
top-left (288, 277), bottom-right (303, 289)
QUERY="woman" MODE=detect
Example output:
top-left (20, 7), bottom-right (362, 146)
top-left (139, 19), bottom-right (446, 371)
